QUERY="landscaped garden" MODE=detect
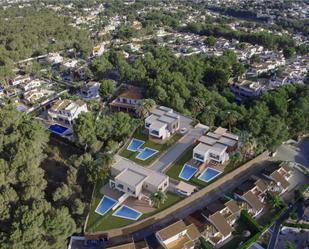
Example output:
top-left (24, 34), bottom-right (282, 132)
top-left (120, 128), bottom-right (182, 166)
top-left (85, 182), bottom-right (183, 232)
top-left (165, 143), bottom-right (226, 188)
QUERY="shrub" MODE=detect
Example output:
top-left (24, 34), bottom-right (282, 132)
top-left (240, 210), bottom-right (261, 234)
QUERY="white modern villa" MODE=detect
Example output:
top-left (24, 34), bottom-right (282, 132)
top-left (48, 99), bottom-right (88, 125)
top-left (193, 127), bottom-right (239, 164)
top-left (109, 156), bottom-right (169, 200)
top-left (145, 106), bottom-right (180, 141)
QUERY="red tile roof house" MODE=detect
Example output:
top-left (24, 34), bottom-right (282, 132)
top-left (234, 178), bottom-right (268, 217)
top-left (201, 197), bottom-right (241, 246)
top-left (262, 163), bottom-right (292, 194)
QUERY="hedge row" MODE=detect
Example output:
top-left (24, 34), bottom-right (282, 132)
top-left (240, 210), bottom-right (262, 233)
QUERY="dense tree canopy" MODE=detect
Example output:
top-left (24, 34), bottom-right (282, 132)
top-left (0, 7), bottom-right (92, 82)
top-left (99, 47), bottom-right (309, 151)
top-left (0, 106), bottom-right (77, 249)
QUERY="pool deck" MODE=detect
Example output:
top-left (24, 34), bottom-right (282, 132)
top-left (100, 184), bottom-right (155, 214)
top-left (100, 184), bottom-right (123, 200)
top-left (123, 197), bottom-right (155, 214)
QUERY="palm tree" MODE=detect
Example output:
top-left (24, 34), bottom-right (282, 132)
top-left (238, 131), bottom-right (257, 157)
top-left (222, 110), bottom-right (240, 132)
top-left (266, 192), bottom-right (284, 209)
top-left (136, 99), bottom-right (156, 118)
top-left (150, 191), bottom-right (167, 208)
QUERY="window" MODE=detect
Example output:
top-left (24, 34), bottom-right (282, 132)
top-left (194, 153), bottom-right (204, 161)
top-left (209, 153), bottom-right (220, 160)
top-left (117, 184), bottom-right (124, 189)
top-left (145, 123), bottom-right (150, 128)
top-left (151, 130), bottom-right (159, 136)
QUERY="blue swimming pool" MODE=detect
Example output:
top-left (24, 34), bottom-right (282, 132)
top-left (136, 147), bottom-right (158, 160)
top-left (16, 105), bottom-right (26, 112)
top-left (95, 196), bottom-right (118, 216)
top-left (127, 138), bottom-right (145, 152)
top-left (179, 164), bottom-right (198, 181)
top-left (113, 205), bottom-right (142, 220)
top-left (198, 167), bottom-right (221, 183)
top-left (49, 124), bottom-right (68, 134)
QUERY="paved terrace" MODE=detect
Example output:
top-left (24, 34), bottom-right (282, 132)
top-left (150, 114), bottom-right (208, 172)
top-left (86, 151), bottom-right (270, 240)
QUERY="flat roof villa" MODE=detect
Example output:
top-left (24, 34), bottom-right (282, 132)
top-left (155, 220), bottom-right (200, 249)
top-left (110, 156), bottom-right (169, 201)
top-left (110, 86), bottom-right (143, 115)
top-left (193, 127), bottom-right (239, 165)
top-left (48, 99), bottom-right (88, 125)
top-left (145, 106), bottom-right (180, 141)
top-left (80, 81), bottom-right (100, 99)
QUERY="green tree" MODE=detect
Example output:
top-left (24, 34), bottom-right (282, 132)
top-left (204, 36), bottom-right (216, 47)
top-left (73, 112), bottom-right (99, 152)
top-left (99, 79), bottom-right (115, 100)
top-left (73, 199), bottom-right (85, 215)
top-left (90, 55), bottom-right (113, 79)
top-left (283, 47), bottom-right (295, 59)
top-left (285, 241), bottom-right (295, 249)
top-left (150, 191), bottom-right (167, 208)
top-left (136, 99), bottom-right (156, 118)
top-left (266, 192), bottom-right (284, 209)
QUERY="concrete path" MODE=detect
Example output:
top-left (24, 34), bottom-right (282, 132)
top-left (149, 126), bottom-right (206, 172)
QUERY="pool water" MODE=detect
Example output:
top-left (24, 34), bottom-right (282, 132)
top-left (49, 124), bottom-right (69, 134)
top-left (136, 147), bottom-right (158, 160)
top-left (113, 205), bottom-right (142, 220)
top-left (179, 164), bottom-right (198, 181)
top-left (16, 105), bottom-right (26, 112)
top-left (127, 138), bottom-right (145, 152)
top-left (95, 196), bottom-right (118, 216)
top-left (198, 167), bottom-right (221, 183)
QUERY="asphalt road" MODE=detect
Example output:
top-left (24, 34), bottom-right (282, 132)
top-left (274, 136), bottom-right (309, 167)
top-left (149, 120), bottom-right (207, 172)
top-left (132, 160), bottom-right (273, 242)
top-left (267, 205), bottom-right (294, 249)
top-left (267, 200), bottom-right (303, 249)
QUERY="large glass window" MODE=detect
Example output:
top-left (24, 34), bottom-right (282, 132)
top-left (194, 153), bottom-right (204, 161)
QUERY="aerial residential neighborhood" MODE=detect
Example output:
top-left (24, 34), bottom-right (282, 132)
top-left (0, 1), bottom-right (308, 249)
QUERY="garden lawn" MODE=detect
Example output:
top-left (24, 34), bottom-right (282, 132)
top-left (85, 186), bottom-right (183, 233)
top-left (120, 128), bottom-right (182, 166)
top-left (165, 144), bottom-right (209, 188)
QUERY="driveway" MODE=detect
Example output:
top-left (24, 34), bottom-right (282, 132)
top-left (149, 121), bottom-right (207, 172)
top-left (274, 136), bottom-right (309, 167)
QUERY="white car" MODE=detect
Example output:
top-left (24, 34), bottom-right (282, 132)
top-left (180, 128), bottom-right (187, 134)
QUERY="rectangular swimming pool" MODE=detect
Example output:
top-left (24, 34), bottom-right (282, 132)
top-left (49, 124), bottom-right (69, 134)
top-left (179, 164), bottom-right (198, 181)
top-left (136, 147), bottom-right (158, 161)
top-left (198, 167), bottom-right (221, 183)
top-left (112, 205), bottom-right (142, 220)
top-left (127, 138), bottom-right (145, 152)
top-left (95, 196), bottom-right (118, 216)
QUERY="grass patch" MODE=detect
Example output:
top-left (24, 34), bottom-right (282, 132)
top-left (165, 144), bottom-right (210, 188)
top-left (120, 128), bottom-right (182, 166)
top-left (85, 185), bottom-right (183, 233)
